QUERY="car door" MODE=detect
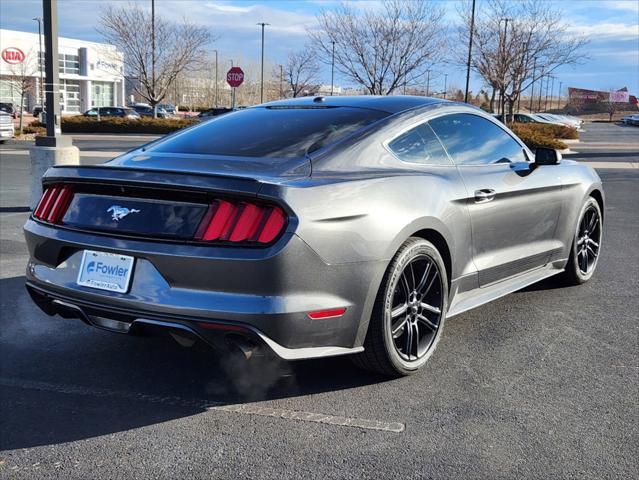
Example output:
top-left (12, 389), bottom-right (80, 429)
top-left (429, 112), bottom-right (565, 287)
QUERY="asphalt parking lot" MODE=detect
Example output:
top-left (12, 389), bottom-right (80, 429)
top-left (0, 123), bottom-right (637, 479)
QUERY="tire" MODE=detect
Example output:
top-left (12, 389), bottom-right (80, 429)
top-left (559, 197), bottom-right (603, 286)
top-left (352, 237), bottom-right (449, 377)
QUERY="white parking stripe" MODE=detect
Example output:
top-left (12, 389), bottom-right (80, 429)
top-left (0, 377), bottom-right (405, 433)
top-left (213, 404), bottom-right (404, 432)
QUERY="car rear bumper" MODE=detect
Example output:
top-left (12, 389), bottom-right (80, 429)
top-left (24, 218), bottom-right (385, 359)
top-left (0, 126), bottom-right (14, 137)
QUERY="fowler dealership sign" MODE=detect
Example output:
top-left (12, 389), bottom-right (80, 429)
top-left (1, 47), bottom-right (25, 64)
top-left (569, 87), bottom-right (633, 103)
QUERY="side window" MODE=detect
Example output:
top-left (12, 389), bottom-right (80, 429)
top-left (387, 123), bottom-right (452, 165)
top-left (429, 113), bottom-right (527, 165)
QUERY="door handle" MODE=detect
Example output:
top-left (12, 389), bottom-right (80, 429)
top-left (474, 189), bottom-right (496, 203)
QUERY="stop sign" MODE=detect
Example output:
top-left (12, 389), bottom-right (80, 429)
top-left (227, 67), bottom-right (244, 88)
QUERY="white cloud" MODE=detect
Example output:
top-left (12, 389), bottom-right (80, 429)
top-left (607, 1), bottom-right (639, 13)
top-left (567, 22), bottom-right (639, 40)
top-left (204, 2), bottom-right (257, 14)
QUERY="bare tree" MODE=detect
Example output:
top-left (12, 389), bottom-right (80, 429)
top-left (7, 50), bottom-right (37, 134)
top-left (457, 0), bottom-right (587, 118)
top-left (309, 0), bottom-right (446, 95)
top-left (98, 3), bottom-right (211, 115)
top-left (284, 48), bottom-right (319, 98)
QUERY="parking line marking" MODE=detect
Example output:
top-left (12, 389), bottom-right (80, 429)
top-left (0, 377), bottom-right (405, 433)
top-left (211, 404), bottom-right (405, 432)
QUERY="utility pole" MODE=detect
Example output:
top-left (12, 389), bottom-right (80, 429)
top-left (517, 44), bottom-right (528, 114)
top-left (257, 22), bottom-right (269, 104)
top-left (151, 0), bottom-right (156, 117)
top-left (279, 64), bottom-right (283, 99)
top-left (330, 41), bottom-right (336, 96)
top-left (426, 69), bottom-right (430, 96)
top-left (557, 81), bottom-right (563, 110)
top-left (529, 57), bottom-right (537, 112)
top-left (537, 70), bottom-right (544, 112)
top-left (229, 59), bottom-right (235, 108)
top-left (33, 17), bottom-right (44, 109)
top-left (500, 18), bottom-right (511, 118)
top-left (31, 0), bottom-right (79, 209)
top-left (443, 74), bottom-right (448, 99)
top-left (546, 76), bottom-right (554, 111)
top-left (214, 49), bottom-right (218, 108)
top-left (464, 0), bottom-right (476, 103)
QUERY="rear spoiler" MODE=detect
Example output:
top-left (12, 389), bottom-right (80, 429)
top-left (42, 165), bottom-right (262, 197)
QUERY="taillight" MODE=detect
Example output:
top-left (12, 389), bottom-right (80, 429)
top-left (33, 185), bottom-right (73, 224)
top-left (195, 199), bottom-right (287, 244)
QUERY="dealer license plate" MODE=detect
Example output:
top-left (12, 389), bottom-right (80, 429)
top-left (77, 250), bottom-right (135, 293)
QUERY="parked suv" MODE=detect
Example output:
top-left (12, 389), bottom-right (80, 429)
top-left (84, 107), bottom-right (140, 119)
top-left (0, 102), bottom-right (16, 119)
top-left (131, 105), bottom-right (171, 118)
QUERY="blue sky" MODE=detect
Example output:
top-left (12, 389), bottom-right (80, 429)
top-left (1, 0), bottom-right (637, 94)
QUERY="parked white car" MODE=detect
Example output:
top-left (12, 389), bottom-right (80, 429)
top-left (622, 114), bottom-right (639, 126)
top-left (0, 112), bottom-right (15, 142)
top-left (536, 113), bottom-right (583, 130)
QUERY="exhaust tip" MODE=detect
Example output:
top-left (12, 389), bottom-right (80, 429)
top-left (169, 331), bottom-right (197, 347)
top-left (226, 334), bottom-right (258, 360)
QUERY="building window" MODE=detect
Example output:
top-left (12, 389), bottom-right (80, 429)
top-left (92, 81), bottom-right (114, 107)
top-left (61, 79), bottom-right (81, 113)
top-left (0, 78), bottom-right (23, 105)
top-left (38, 52), bottom-right (80, 75)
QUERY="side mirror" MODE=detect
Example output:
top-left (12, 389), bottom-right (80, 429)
top-left (534, 147), bottom-right (562, 166)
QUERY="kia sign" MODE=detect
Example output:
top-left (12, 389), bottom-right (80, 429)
top-left (1, 47), bottom-right (25, 64)
top-left (227, 67), bottom-right (244, 88)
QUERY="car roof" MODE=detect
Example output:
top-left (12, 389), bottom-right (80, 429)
top-left (260, 95), bottom-right (447, 114)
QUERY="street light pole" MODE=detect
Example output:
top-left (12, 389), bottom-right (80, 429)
top-left (214, 49), bottom-right (218, 108)
top-left (464, 0), bottom-right (476, 103)
top-left (426, 69), bottom-right (430, 96)
top-left (257, 22), bottom-right (269, 104)
top-left (31, 0), bottom-right (79, 209)
top-left (33, 17), bottom-right (44, 109)
top-left (330, 41), bottom-right (336, 96)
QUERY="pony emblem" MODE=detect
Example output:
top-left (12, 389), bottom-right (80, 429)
top-left (107, 205), bottom-right (140, 221)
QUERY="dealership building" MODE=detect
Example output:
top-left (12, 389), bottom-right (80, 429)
top-left (0, 28), bottom-right (125, 113)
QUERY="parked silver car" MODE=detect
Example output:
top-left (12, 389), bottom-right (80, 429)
top-left (0, 112), bottom-right (15, 142)
top-left (24, 96), bottom-right (604, 376)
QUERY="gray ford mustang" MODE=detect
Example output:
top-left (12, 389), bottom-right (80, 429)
top-left (24, 96), bottom-right (604, 376)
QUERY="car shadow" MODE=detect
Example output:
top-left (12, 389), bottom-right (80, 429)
top-left (0, 275), bottom-right (389, 451)
top-left (518, 274), bottom-right (568, 292)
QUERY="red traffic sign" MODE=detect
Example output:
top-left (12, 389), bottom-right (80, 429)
top-left (226, 67), bottom-right (244, 88)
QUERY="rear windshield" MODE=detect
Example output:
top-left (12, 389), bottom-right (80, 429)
top-left (148, 106), bottom-right (389, 158)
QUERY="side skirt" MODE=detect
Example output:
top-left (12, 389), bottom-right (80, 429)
top-left (447, 260), bottom-right (566, 318)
